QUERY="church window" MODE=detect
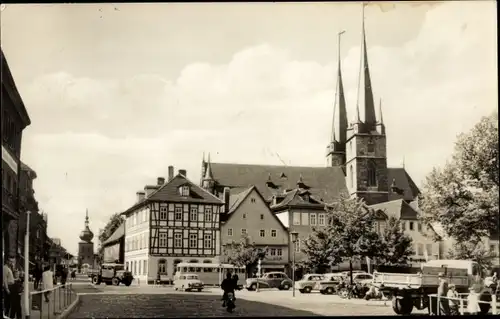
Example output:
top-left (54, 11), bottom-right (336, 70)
top-left (367, 139), bottom-right (375, 153)
top-left (349, 165), bottom-right (354, 188)
top-left (367, 161), bottom-right (377, 187)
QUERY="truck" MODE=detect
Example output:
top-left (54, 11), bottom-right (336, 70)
top-left (372, 259), bottom-right (495, 315)
top-left (89, 263), bottom-right (134, 286)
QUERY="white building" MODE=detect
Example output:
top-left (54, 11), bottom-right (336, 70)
top-left (122, 167), bottom-right (224, 284)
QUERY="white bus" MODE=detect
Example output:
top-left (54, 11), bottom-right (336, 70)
top-left (174, 263), bottom-right (246, 287)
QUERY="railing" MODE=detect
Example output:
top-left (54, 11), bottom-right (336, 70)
top-left (28, 284), bottom-right (75, 319)
top-left (428, 292), bottom-right (498, 316)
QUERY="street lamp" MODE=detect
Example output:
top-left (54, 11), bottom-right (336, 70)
top-left (290, 231), bottom-right (299, 298)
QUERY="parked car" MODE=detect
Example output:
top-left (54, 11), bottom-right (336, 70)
top-left (245, 272), bottom-right (293, 291)
top-left (295, 274), bottom-right (325, 293)
top-left (174, 273), bottom-right (204, 292)
top-left (351, 273), bottom-right (374, 285)
top-left (318, 273), bottom-right (346, 295)
top-left (90, 263), bottom-right (133, 286)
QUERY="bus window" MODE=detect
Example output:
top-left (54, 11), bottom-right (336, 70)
top-left (182, 267), bottom-right (187, 272)
top-left (196, 267), bottom-right (201, 272)
top-left (203, 268), bottom-right (211, 273)
top-left (188, 267), bottom-right (195, 272)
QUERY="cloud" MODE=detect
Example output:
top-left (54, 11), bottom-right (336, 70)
top-left (19, 1), bottom-right (496, 254)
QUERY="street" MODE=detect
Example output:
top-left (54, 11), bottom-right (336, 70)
top-left (67, 284), bottom-right (428, 317)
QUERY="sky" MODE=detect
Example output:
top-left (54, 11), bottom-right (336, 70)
top-left (1, 2), bottom-right (497, 255)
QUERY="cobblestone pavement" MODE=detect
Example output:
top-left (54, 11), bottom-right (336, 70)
top-left (68, 294), bottom-right (321, 318)
top-left (67, 290), bottom-right (428, 317)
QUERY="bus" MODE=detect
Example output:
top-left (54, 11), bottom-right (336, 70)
top-left (174, 263), bottom-right (246, 287)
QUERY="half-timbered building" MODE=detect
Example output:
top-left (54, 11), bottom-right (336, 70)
top-left (122, 168), bottom-right (224, 284)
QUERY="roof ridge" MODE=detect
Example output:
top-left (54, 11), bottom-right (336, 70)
top-left (228, 186), bottom-right (255, 213)
top-left (211, 162), bottom-right (335, 169)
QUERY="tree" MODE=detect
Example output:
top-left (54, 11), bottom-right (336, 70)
top-left (324, 194), bottom-right (385, 283)
top-left (378, 216), bottom-right (414, 266)
top-left (223, 235), bottom-right (267, 276)
top-left (420, 112), bottom-right (499, 244)
top-left (300, 227), bottom-right (342, 274)
top-left (447, 241), bottom-right (496, 273)
top-left (97, 212), bottom-right (124, 258)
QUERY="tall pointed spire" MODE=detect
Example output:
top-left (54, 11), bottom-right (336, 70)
top-left (331, 30), bottom-right (348, 144)
top-left (379, 98), bottom-right (384, 124)
top-left (85, 209), bottom-right (89, 225)
top-left (355, 3), bottom-right (376, 128)
top-left (202, 151), bottom-right (206, 163)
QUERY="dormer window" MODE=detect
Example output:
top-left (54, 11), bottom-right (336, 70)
top-left (179, 185), bottom-right (190, 197)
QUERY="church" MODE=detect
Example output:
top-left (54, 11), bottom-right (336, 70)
top-left (199, 15), bottom-right (443, 268)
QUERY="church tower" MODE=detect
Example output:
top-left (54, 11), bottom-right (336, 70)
top-left (326, 30), bottom-right (348, 170)
top-left (78, 209), bottom-right (95, 268)
top-left (345, 7), bottom-right (389, 205)
top-left (202, 153), bottom-right (216, 195)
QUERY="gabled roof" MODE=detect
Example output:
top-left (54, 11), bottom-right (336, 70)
top-left (102, 223), bottom-right (125, 246)
top-left (369, 199), bottom-right (419, 220)
top-left (227, 187), bottom-right (255, 215)
top-left (209, 162), bottom-right (419, 204)
top-left (149, 173), bottom-right (223, 204)
top-left (224, 185), bottom-right (288, 232)
top-left (122, 173), bottom-right (223, 216)
top-left (271, 189), bottom-right (325, 211)
top-left (209, 163), bottom-right (347, 203)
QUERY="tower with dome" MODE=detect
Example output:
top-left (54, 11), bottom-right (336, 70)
top-left (78, 209), bottom-right (95, 269)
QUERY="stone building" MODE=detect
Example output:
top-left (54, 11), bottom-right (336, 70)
top-left (78, 210), bottom-right (95, 268)
top-left (199, 19), bottom-right (440, 271)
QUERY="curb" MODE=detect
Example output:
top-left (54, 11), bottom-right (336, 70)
top-left (56, 294), bottom-right (80, 319)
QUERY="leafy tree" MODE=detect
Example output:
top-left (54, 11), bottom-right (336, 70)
top-left (223, 234), bottom-right (267, 276)
top-left (420, 112), bottom-right (499, 244)
top-left (447, 241), bottom-right (496, 273)
top-left (324, 194), bottom-right (384, 283)
top-left (378, 216), bottom-right (414, 266)
top-left (97, 212), bottom-right (124, 258)
top-left (299, 227), bottom-right (342, 274)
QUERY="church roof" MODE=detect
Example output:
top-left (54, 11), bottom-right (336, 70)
top-left (369, 199), bottom-right (419, 220)
top-left (209, 162), bottom-right (419, 204)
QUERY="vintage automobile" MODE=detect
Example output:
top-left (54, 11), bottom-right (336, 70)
top-left (90, 263), bottom-right (134, 286)
top-left (174, 273), bottom-right (204, 292)
top-left (245, 272), bottom-right (293, 291)
top-left (318, 273), bottom-right (346, 295)
top-left (295, 274), bottom-right (325, 293)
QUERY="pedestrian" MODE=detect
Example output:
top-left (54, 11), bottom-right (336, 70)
top-left (71, 269), bottom-right (76, 281)
top-left (232, 272), bottom-right (239, 290)
top-left (42, 265), bottom-right (54, 303)
top-left (9, 269), bottom-right (23, 319)
top-left (33, 263), bottom-right (42, 290)
top-left (467, 286), bottom-right (480, 315)
top-left (447, 284), bottom-right (459, 315)
top-left (437, 272), bottom-right (450, 315)
top-left (61, 267), bottom-right (68, 288)
top-left (3, 257), bottom-right (16, 318)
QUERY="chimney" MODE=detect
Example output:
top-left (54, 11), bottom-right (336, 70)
top-left (144, 185), bottom-right (159, 198)
top-left (136, 191), bottom-right (146, 203)
top-left (157, 177), bottom-right (165, 186)
top-left (168, 166), bottom-right (174, 181)
top-left (223, 187), bottom-right (230, 213)
top-left (179, 169), bottom-right (187, 177)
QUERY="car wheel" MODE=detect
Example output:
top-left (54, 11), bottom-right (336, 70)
top-left (91, 276), bottom-right (99, 285)
top-left (282, 283), bottom-right (290, 291)
top-left (250, 283), bottom-right (257, 291)
top-left (304, 286), bottom-right (312, 293)
top-left (112, 277), bottom-right (120, 286)
top-left (299, 289), bottom-right (305, 293)
top-left (124, 280), bottom-right (131, 287)
top-left (325, 287), bottom-right (334, 295)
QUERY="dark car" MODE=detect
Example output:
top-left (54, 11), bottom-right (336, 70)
top-left (245, 272), bottom-right (293, 291)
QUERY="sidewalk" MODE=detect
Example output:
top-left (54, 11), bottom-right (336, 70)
top-left (21, 283), bottom-right (76, 319)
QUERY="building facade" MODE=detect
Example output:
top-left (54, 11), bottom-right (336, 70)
top-left (1, 49), bottom-right (32, 261)
top-left (122, 168), bottom-right (224, 284)
top-left (220, 186), bottom-right (289, 273)
top-left (198, 19), bottom-right (442, 271)
top-left (102, 223), bottom-right (125, 263)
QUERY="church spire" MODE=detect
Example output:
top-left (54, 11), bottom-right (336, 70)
top-left (355, 3), bottom-right (376, 128)
top-left (331, 30), bottom-right (348, 144)
top-left (379, 98), bottom-right (384, 124)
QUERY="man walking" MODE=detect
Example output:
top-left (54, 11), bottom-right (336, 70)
top-left (42, 265), bottom-right (54, 303)
top-left (3, 257), bottom-right (16, 318)
top-left (33, 263), bottom-right (42, 290)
